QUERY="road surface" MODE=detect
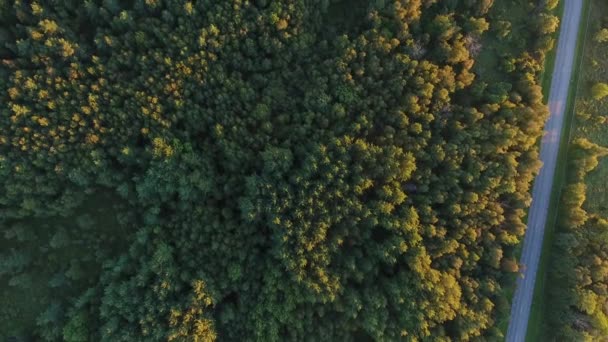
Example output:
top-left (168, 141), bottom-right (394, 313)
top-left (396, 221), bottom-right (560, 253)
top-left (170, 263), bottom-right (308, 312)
top-left (505, 0), bottom-right (584, 341)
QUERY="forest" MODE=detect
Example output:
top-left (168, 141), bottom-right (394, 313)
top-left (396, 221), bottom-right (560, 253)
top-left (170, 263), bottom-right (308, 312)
top-left (542, 0), bottom-right (608, 340)
top-left (0, 0), bottom-right (558, 341)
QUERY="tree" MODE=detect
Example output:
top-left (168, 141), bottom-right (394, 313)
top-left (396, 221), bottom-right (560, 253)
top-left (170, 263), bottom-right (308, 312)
top-left (543, 0), bottom-right (559, 11)
top-left (537, 14), bottom-right (560, 35)
top-left (591, 83), bottom-right (608, 100)
top-left (0, 0), bottom-right (563, 340)
top-left (501, 258), bottom-right (519, 273)
top-left (593, 28), bottom-right (608, 43)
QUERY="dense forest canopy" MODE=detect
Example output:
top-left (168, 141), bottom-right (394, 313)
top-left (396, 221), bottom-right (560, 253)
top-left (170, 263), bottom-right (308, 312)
top-left (0, 0), bottom-right (556, 340)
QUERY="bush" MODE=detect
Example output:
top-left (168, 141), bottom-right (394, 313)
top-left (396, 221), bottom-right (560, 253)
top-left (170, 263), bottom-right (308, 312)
top-left (591, 83), bottom-right (608, 100)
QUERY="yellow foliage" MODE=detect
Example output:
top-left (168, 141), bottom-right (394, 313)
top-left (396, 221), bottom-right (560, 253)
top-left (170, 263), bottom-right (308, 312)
top-left (152, 137), bottom-right (174, 157)
top-left (38, 117), bottom-right (50, 127)
top-left (11, 104), bottom-right (30, 117)
top-left (24, 78), bottom-right (37, 90)
top-left (38, 89), bottom-right (48, 99)
top-left (59, 38), bottom-right (75, 57)
top-left (8, 87), bottom-right (19, 99)
top-left (39, 19), bottom-right (59, 34)
top-left (86, 133), bottom-right (100, 145)
top-left (184, 2), bottom-right (194, 14)
top-left (31, 2), bottom-right (43, 15)
top-left (209, 24), bottom-right (220, 36)
top-left (88, 94), bottom-right (99, 110)
top-left (30, 30), bottom-right (44, 40)
top-left (69, 69), bottom-right (78, 80)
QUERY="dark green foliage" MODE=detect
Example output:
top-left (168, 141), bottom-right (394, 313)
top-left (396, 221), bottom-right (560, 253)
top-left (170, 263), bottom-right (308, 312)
top-left (0, 0), bottom-right (555, 340)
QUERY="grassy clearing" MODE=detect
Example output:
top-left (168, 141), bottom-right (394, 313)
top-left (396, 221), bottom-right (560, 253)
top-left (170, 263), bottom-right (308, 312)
top-left (526, 0), bottom-right (600, 341)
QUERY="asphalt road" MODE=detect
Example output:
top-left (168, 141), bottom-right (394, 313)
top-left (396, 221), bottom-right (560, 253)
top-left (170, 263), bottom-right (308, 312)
top-left (505, 1), bottom-right (584, 341)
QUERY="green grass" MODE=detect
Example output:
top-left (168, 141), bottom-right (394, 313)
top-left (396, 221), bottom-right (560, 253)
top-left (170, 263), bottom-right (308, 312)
top-left (526, 1), bottom-right (596, 341)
